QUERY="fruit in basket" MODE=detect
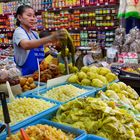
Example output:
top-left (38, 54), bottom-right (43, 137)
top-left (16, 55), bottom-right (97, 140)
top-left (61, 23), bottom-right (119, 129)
top-left (135, 103), bottom-right (140, 112)
top-left (58, 63), bottom-right (65, 74)
top-left (42, 84), bottom-right (87, 102)
top-left (20, 77), bottom-right (37, 92)
top-left (19, 77), bottom-right (27, 87)
top-left (71, 66), bottom-right (79, 73)
top-left (52, 97), bottom-right (140, 140)
top-left (0, 98), bottom-right (55, 125)
top-left (98, 67), bottom-right (111, 76)
top-left (105, 90), bottom-right (120, 100)
top-left (68, 74), bottom-right (78, 83)
top-left (7, 124), bottom-right (75, 140)
top-left (126, 86), bottom-right (139, 99)
top-left (68, 66), bottom-right (118, 88)
top-left (30, 83), bottom-right (36, 89)
top-left (33, 63), bottom-right (61, 82)
top-left (77, 71), bottom-right (87, 80)
top-left (91, 79), bottom-right (104, 88)
top-left (58, 63), bottom-right (79, 74)
top-left (87, 72), bottom-right (97, 80)
top-left (117, 82), bottom-right (127, 90)
top-left (108, 83), bottom-right (121, 93)
top-left (81, 66), bottom-right (89, 73)
top-left (122, 67), bottom-right (139, 74)
top-left (81, 79), bottom-right (91, 86)
top-left (27, 77), bottom-right (34, 84)
top-left (89, 66), bottom-right (98, 73)
top-left (98, 82), bottom-right (140, 112)
top-left (97, 75), bottom-right (108, 84)
top-left (105, 72), bottom-right (117, 83)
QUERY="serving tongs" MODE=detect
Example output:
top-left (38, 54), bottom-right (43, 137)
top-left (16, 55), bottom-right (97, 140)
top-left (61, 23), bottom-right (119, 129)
top-left (0, 91), bottom-right (11, 136)
top-left (20, 128), bottom-right (30, 140)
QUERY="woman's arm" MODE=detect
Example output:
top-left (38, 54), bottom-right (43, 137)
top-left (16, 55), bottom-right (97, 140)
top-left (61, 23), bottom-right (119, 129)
top-left (19, 29), bottom-right (67, 50)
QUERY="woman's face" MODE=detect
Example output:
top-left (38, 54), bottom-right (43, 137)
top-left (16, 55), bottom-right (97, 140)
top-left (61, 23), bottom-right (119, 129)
top-left (18, 8), bottom-right (36, 28)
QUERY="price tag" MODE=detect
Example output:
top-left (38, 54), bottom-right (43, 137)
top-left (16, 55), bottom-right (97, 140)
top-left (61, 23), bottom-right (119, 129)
top-left (47, 74), bottom-right (72, 88)
top-left (101, 61), bottom-right (109, 67)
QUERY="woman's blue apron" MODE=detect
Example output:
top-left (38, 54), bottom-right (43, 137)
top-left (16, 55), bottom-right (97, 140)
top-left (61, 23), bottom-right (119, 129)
top-left (15, 27), bottom-right (45, 76)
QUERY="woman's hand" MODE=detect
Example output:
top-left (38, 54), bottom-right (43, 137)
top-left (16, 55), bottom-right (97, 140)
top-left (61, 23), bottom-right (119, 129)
top-left (51, 29), bottom-right (68, 41)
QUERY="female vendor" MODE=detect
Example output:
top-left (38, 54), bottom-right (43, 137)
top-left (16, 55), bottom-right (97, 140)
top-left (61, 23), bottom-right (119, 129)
top-left (13, 5), bottom-right (67, 76)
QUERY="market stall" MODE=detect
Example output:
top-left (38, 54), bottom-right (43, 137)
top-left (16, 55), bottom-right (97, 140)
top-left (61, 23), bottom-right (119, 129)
top-left (0, 0), bottom-right (140, 140)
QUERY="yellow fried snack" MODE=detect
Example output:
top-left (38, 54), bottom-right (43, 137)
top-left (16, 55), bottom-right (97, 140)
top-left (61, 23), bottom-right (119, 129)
top-left (0, 98), bottom-right (55, 125)
top-left (7, 124), bottom-right (75, 140)
top-left (53, 97), bottom-right (140, 140)
top-left (43, 84), bottom-right (87, 102)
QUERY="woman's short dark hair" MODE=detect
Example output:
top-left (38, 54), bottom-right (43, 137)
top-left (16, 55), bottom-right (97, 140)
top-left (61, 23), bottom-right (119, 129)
top-left (15, 5), bottom-right (33, 26)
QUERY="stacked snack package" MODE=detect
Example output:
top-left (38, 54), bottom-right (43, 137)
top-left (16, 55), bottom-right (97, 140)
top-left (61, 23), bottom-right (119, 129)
top-left (0, 64), bottom-right (22, 96)
top-left (112, 27), bottom-right (140, 63)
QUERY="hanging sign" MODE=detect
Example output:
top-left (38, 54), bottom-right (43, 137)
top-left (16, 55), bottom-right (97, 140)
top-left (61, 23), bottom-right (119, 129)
top-left (134, 0), bottom-right (139, 5)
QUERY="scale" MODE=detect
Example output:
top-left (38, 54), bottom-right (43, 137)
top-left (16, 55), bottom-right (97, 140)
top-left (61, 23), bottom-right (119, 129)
top-left (75, 47), bottom-right (94, 70)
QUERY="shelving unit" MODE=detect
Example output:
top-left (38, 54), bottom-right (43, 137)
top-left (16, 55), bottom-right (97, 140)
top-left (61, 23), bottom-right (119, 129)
top-left (0, 0), bottom-right (119, 50)
top-left (43, 0), bottom-right (119, 47)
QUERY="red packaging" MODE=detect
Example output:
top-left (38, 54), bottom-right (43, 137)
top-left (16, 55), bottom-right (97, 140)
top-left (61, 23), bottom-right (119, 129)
top-left (85, 0), bottom-right (90, 5)
top-left (98, 0), bottom-right (104, 4)
top-left (108, 0), bottom-right (116, 4)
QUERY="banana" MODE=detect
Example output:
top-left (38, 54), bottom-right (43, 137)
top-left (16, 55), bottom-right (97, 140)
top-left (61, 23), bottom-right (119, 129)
top-left (60, 29), bottom-right (75, 66)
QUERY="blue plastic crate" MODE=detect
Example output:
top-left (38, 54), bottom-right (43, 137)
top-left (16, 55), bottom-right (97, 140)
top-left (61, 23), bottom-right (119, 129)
top-left (0, 96), bottom-right (60, 133)
top-left (19, 107), bottom-right (107, 140)
top-left (86, 134), bottom-right (106, 140)
top-left (0, 119), bottom-right (86, 140)
top-left (27, 82), bottom-right (97, 104)
top-left (34, 81), bottom-right (46, 86)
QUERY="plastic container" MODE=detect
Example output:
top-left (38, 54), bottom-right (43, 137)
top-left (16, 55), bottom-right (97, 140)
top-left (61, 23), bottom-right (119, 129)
top-left (17, 108), bottom-right (106, 140)
top-left (27, 82), bottom-right (97, 104)
top-left (0, 96), bottom-right (60, 132)
top-left (0, 119), bottom-right (86, 140)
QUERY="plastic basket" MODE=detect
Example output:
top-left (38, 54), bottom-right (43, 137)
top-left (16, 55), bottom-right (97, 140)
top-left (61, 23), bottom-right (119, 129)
top-left (0, 96), bottom-right (60, 133)
top-left (18, 107), bottom-right (107, 140)
top-left (27, 82), bottom-right (97, 104)
top-left (0, 119), bottom-right (86, 140)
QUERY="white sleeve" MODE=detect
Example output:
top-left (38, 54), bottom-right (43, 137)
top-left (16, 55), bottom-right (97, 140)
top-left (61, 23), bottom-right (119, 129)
top-left (13, 27), bottom-right (29, 46)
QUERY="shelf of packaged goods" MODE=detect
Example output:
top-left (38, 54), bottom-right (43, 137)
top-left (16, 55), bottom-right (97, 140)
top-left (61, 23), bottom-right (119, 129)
top-left (0, 29), bottom-right (14, 33)
top-left (47, 3), bottom-right (119, 12)
top-left (0, 0), bottom-right (19, 2)
top-left (0, 12), bottom-right (15, 16)
top-left (46, 26), bottom-right (118, 31)
top-left (0, 43), bottom-right (12, 48)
